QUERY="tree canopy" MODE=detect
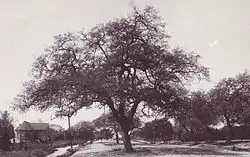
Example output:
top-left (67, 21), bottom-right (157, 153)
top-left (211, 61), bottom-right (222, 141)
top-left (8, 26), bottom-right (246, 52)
top-left (0, 110), bottom-right (15, 139)
top-left (12, 6), bottom-right (208, 152)
top-left (71, 121), bottom-right (95, 141)
top-left (139, 118), bottom-right (173, 143)
top-left (0, 110), bottom-right (15, 151)
top-left (209, 71), bottom-right (250, 143)
top-left (177, 91), bottom-right (217, 136)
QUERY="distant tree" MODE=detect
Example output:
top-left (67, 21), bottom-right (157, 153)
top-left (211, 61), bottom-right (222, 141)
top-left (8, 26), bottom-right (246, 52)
top-left (50, 124), bottom-right (65, 132)
top-left (12, 6), bottom-right (208, 152)
top-left (49, 124), bottom-right (65, 141)
top-left (153, 118), bottom-right (173, 143)
top-left (140, 122), bottom-right (155, 143)
top-left (190, 91), bottom-right (217, 127)
top-left (209, 72), bottom-right (250, 143)
top-left (172, 122), bottom-right (187, 141)
top-left (0, 110), bottom-right (15, 151)
top-left (174, 91), bottom-right (218, 142)
top-left (72, 121), bottom-right (95, 142)
top-left (140, 118), bottom-right (173, 143)
top-left (95, 128), bottom-right (114, 140)
top-left (0, 111), bottom-right (15, 140)
top-left (93, 112), bottom-right (120, 143)
top-left (174, 122), bottom-right (225, 142)
top-left (93, 111), bottom-right (141, 144)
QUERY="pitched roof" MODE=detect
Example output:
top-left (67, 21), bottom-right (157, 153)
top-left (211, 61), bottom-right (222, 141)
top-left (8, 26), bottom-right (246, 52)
top-left (16, 121), bottom-right (49, 131)
top-left (29, 123), bottom-right (49, 130)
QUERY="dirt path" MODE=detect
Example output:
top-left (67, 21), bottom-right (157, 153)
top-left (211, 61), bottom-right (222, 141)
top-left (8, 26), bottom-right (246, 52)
top-left (47, 145), bottom-right (78, 157)
top-left (71, 141), bottom-right (122, 157)
top-left (70, 141), bottom-right (250, 157)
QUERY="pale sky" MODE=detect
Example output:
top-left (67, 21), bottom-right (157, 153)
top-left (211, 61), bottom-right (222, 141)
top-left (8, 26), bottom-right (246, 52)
top-left (1, 0), bottom-right (250, 129)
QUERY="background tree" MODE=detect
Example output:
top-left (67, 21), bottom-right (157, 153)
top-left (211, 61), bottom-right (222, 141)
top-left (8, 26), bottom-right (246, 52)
top-left (93, 112), bottom-right (120, 144)
top-left (49, 124), bottom-right (65, 141)
top-left (0, 111), bottom-right (15, 141)
top-left (12, 6), bottom-right (208, 152)
top-left (0, 110), bottom-right (15, 151)
top-left (71, 121), bottom-right (95, 142)
top-left (189, 91), bottom-right (217, 128)
top-left (139, 122), bottom-right (155, 143)
top-left (139, 118), bottom-right (173, 143)
top-left (93, 111), bottom-right (141, 144)
top-left (176, 91), bottom-right (218, 142)
top-left (209, 72), bottom-right (250, 143)
top-left (95, 128), bottom-right (114, 140)
top-left (153, 118), bottom-right (173, 143)
top-left (158, 90), bottom-right (218, 143)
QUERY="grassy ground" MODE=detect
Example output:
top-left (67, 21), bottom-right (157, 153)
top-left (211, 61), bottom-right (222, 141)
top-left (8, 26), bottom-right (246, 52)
top-left (51, 140), bottom-right (86, 148)
top-left (0, 140), bottom-right (86, 157)
top-left (0, 148), bottom-right (55, 157)
top-left (71, 140), bottom-right (250, 157)
top-left (4, 140), bottom-right (250, 157)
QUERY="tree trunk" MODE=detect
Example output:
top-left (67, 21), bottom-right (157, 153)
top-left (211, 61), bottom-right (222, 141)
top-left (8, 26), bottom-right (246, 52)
top-left (121, 129), bottom-right (133, 152)
top-left (109, 103), bottom-right (135, 152)
top-left (226, 125), bottom-right (233, 144)
top-left (113, 124), bottom-right (119, 144)
top-left (115, 130), bottom-right (119, 144)
top-left (162, 137), bottom-right (167, 144)
top-left (67, 115), bottom-right (73, 149)
top-left (225, 117), bottom-right (233, 144)
top-left (117, 117), bottom-right (135, 152)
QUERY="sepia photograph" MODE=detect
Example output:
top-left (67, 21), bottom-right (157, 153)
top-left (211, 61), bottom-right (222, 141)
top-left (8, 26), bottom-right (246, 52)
top-left (1, 0), bottom-right (250, 156)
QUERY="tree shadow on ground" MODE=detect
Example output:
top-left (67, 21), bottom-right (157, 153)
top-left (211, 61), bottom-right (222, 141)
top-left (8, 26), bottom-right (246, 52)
top-left (216, 140), bottom-right (250, 146)
top-left (143, 147), bottom-right (236, 156)
top-left (83, 145), bottom-right (238, 157)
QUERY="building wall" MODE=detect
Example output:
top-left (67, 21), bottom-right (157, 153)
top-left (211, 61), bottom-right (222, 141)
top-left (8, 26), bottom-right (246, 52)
top-left (16, 130), bottom-right (49, 142)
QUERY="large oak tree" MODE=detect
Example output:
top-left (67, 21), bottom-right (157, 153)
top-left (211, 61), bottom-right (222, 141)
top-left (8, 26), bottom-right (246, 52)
top-left (13, 6), bottom-right (208, 152)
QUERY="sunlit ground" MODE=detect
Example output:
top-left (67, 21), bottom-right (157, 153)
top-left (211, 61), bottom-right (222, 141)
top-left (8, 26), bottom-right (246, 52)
top-left (70, 140), bottom-right (250, 157)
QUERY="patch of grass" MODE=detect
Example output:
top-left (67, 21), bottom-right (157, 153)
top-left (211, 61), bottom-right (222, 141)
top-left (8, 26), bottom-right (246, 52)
top-left (150, 147), bottom-right (236, 156)
top-left (6, 140), bottom-right (86, 157)
top-left (83, 148), bottom-right (156, 157)
top-left (0, 148), bottom-right (57, 157)
top-left (216, 139), bottom-right (250, 146)
top-left (80, 143), bottom-right (239, 157)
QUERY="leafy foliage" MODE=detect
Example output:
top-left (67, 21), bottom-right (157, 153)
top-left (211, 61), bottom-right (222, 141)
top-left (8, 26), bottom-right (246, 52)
top-left (139, 118), bottom-right (173, 143)
top-left (12, 6), bottom-right (208, 151)
top-left (0, 110), bottom-right (15, 139)
top-left (174, 91), bottom-right (217, 138)
top-left (49, 124), bottom-right (65, 141)
top-left (93, 111), bottom-right (141, 132)
top-left (71, 121), bottom-right (95, 141)
top-left (0, 110), bottom-right (15, 151)
top-left (92, 112), bottom-right (120, 143)
top-left (209, 72), bottom-right (250, 143)
top-left (95, 128), bottom-right (114, 140)
top-left (93, 112), bottom-right (119, 129)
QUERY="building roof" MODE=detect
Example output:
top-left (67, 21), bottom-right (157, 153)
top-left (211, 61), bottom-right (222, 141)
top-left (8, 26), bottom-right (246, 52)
top-left (16, 121), bottom-right (49, 131)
